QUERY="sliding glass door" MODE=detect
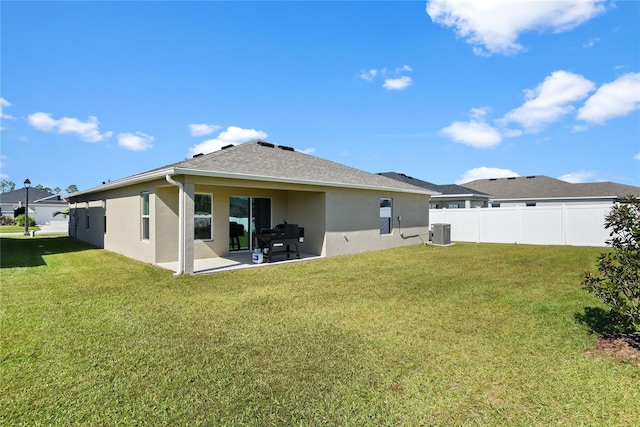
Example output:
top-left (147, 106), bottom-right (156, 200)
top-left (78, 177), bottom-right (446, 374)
top-left (229, 197), bottom-right (249, 251)
top-left (229, 196), bottom-right (271, 251)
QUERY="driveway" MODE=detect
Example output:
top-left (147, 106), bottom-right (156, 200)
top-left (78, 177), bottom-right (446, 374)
top-left (30, 222), bottom-right (69, 236)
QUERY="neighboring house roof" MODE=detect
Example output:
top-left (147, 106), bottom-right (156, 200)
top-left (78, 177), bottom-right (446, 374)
top-left (462, 175), bottom-right (640, 201)
top-left (378, 172), bottom-right (490, 198)
top-left (34, 194), bottom-right (68, 204)
top-left (0, 187), bottom-right (67, 206)
top-left (72, 140), bottom-right (437, 197)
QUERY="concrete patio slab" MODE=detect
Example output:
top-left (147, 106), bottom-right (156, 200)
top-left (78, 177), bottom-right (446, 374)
top-left (158, 251), bottom-right (323, 274)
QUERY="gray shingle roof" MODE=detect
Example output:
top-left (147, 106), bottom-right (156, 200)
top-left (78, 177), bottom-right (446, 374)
top-left (573, 182), bottom-right (640, 198)
top-left (76, 140), bottom-right (433, 195)
top-left (378, 172), bottom-right (491, 196)
top-left (462, 175), bottom-right (640, 200)
top-left (0, 188), bottom-right (66, 205)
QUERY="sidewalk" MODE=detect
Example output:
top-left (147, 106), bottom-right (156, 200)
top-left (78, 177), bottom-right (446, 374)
top-left (37, 222), bottom-right (69, 235)
top-left (0, 222), bottom-right (68, 237)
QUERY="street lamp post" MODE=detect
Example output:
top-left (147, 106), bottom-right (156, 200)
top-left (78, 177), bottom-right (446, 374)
top-left (23, 178), bottom-right (31, 236)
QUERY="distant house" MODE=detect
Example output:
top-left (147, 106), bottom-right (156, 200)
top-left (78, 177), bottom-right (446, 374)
top-left (378, 172), bottom-right (491, 209)
top-left (67, 140), bottom-right (435, 275)
top-left (383, 173), bottom-right (640, 246)
top-left (461, 175), bottom-right (640, 207)
top-left (0, 187), bottom-right (68, 224)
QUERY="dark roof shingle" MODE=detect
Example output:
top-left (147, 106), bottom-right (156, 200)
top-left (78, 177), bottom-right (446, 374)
top-left (0, 188), bottom-right (66, 205)
top-left (462, 175), bottom-right (640, 199)
top-left (378, 172), bottom-right (490, 196)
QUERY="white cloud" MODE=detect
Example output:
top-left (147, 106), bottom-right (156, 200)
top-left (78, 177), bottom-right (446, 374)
top-left (571, 124), bottom-right (590, 133)
top-left (361, 65), bottom-right (413, 89)
top-left (188, 125), bottom-right (267, 157)
top-left (0, 98), bottom-right (15, 122)
top-left (117, 132), bottom-right (154, 151)
top-left (441, 120), bottom-right (502, 148)
top-left (300, 147), bottom-right (316, 155)
top-left (469, 106), bottom-right (490, 120)
top-left (576, 72), bottom-right (640, 125)
top-left (634, 153), bottom-right (640, 160)
top-left (501, 128), bottom-right (523, 138)
top-left (441, 70), bottom-right (609, 147)
top-left (456, 167), bottom-right (520, 184)
top-left (558, 171), bottom-right (596, 183)
top-left (28, 112), bottom-right (58, 131)
top-left (441, 107), bottom-right (502, 148)
top-left (426, 0), bottom-right (606, 56)
top-left (583, 37), bottom-right (600, 48)
top-left (188, 123), bottom-right (222, 137)
top-left (500, 70), bottom-right (595, 133)
top-left (28, 112), bottom-right (113, 142)
top-left (360, 69), bottom-right (378, 82)
top-left (383, 76), bottom-right (413, 90)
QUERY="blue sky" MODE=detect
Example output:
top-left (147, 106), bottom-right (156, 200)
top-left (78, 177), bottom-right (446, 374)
top-left (1, 0), bottom-right (639, 192)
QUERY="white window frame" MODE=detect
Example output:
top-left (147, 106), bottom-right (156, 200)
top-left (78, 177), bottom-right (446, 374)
top-left (380, 198), bottom-right (393, 235)
top-left (141, 192), bottom-right (150, 241)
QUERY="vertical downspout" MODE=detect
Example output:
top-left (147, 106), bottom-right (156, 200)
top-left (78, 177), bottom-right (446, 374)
top-left (165, 174), bottom-right (184, 276)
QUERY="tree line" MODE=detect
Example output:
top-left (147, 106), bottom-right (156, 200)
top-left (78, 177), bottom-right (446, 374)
top-left (0, 179), bottom-right (78, 195)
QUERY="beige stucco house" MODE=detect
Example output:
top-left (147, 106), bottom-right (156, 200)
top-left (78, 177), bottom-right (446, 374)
top-left (68, 140), bottom-right (435, 274)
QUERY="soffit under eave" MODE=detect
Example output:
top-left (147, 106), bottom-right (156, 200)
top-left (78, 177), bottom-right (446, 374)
top-left (175, 168), bottom-right (435, 196)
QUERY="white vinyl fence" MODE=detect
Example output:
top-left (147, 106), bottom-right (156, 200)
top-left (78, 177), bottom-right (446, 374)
top-left (429, 204), bottom-right (612, 247)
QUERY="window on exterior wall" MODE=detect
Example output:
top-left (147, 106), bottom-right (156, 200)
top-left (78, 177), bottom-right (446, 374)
top-left (380, 198), bottom-right (392, 235)
top-left (141, 192), bottom-right (150, 240)
top-left (85, 202), bottom-right (90, 229)
top-left (103, 199), bottom-right (107, 234)
top-left (194, 193), bottom-right (213, 240)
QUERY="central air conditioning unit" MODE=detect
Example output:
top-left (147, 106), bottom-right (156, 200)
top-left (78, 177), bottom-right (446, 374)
top-left (431, 223), bottom-right (451, 246)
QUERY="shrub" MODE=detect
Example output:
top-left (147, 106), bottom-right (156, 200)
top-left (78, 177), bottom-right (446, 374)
top-left (582, 195), bottom-right (640, 333)
top-left (14, 214), bottom-right (37, 227)
top-left (0, 215), bottom-right (15, 226)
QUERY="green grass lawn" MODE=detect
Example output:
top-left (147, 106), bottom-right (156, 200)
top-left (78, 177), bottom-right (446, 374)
top-left (0, 225), bottom-right (40, 233)
top-left (1, 236), bottom-right (638, 426)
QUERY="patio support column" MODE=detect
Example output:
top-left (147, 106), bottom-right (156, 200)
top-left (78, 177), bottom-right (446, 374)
top-left (165, 175), bottom-right (185, 276)
top-left (183, 181), bottom-right (195, 274)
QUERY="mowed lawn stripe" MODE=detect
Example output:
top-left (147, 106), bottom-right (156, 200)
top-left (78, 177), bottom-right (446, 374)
top-left (1, 236), bottom-right (637, 426)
